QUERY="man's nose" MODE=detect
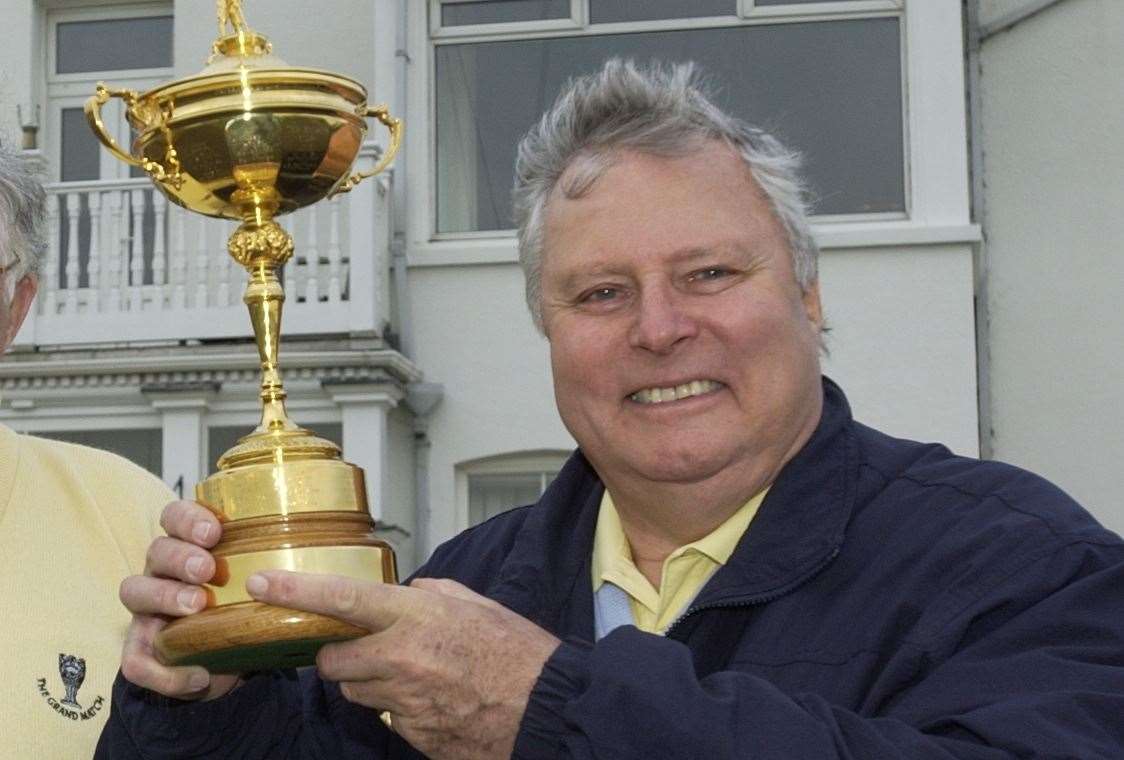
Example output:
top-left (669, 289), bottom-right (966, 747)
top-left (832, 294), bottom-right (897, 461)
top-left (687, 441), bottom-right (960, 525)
top-left (627, 283), bottom-right (698, 354)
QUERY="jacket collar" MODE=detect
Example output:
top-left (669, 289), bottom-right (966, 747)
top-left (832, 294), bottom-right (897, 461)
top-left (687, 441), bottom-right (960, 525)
top-left (487, 377), bottom-right (856, 634)
top-left (692, 377), bottom-right (854, 607)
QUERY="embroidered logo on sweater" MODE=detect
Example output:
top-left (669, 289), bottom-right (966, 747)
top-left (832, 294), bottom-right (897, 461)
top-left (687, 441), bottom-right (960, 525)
top-left (36, 653), bottom-right (105, 721)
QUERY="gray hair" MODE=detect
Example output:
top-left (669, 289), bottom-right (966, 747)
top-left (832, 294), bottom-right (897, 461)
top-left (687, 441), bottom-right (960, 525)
top-left (512, 59), bottom-right (819, 333)
top-left (0, 143), bottom-right (47, 298)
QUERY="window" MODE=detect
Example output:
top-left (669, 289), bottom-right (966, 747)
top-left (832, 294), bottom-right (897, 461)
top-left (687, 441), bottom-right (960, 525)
top-left (459, 451), bottom-right (570, 525)
top-left (45, 5), bottom-right (174, 297)
top-left (31, 428), bottom-right (163, 476)
top-left (430, 0), bottom-right (907, 236)
top-left (55, 15), bottom-right (173, 74)
top-left (442, 0), bottom-right (571, 27)
top-left (589, 0), bottom-right (736, 24)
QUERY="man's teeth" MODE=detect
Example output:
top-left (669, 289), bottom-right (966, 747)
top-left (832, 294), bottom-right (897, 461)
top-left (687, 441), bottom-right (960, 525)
top-left (630, 380), bottom-right (722, 404)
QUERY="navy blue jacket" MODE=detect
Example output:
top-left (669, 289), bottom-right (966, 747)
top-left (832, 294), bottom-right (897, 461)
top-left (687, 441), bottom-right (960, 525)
top-left (98, 380), bottom-right (1124, 758)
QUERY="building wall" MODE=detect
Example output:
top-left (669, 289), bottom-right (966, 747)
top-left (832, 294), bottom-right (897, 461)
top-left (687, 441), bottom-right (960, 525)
top-left (978, 0), bottom-right (1124, 533)
top-left (0, 0), bottom-right (39, 145)
top-left (172, 0), bottom-right (377, 88)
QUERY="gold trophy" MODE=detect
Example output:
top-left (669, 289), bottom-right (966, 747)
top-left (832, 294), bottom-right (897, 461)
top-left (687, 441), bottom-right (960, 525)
top-left (85, 1), bottom-right (402, 672)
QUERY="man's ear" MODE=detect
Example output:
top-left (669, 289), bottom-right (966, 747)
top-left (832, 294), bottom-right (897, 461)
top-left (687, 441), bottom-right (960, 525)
top-left (2, 274), bottom-right (38, 351)
top-left (801, 279), bottom-right (824, 331)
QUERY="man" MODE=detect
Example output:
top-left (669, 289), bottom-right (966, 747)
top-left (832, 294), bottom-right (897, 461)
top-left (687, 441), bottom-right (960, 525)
top-left (0, 145), bottom-right (174, 755)
top-left (99, 61), bottom-right (1124, 758)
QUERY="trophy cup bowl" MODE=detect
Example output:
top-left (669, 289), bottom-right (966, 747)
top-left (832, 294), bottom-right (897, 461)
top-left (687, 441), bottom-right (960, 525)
top-left (85, 11), bottom-right (402, 673)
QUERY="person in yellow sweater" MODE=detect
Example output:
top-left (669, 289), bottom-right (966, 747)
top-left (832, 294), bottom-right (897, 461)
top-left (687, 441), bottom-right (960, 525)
top-left (0, 144), bottom-right (173, 757)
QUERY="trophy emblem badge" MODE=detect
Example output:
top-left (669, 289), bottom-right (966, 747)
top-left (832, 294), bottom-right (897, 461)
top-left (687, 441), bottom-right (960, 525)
top-left (58, 654), bottom-right (86, 709)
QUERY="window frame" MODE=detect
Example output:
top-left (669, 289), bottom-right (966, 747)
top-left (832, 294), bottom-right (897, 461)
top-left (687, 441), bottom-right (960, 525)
top-left (46, 3), bottom-right (174, 87)
top-left (408, 0), bottom-right (974, 266)
top-left (44, 3), bottom-right (175, 184)
top-left (456, 449), bottom-right (571, 529)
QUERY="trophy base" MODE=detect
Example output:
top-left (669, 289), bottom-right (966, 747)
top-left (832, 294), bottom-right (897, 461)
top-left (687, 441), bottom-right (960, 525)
top-left (156, 601), bottom-right (370, 673)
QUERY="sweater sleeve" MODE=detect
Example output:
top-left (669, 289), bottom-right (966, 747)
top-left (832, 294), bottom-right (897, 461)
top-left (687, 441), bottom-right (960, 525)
top-left (513, 540), bottom-right (1124, 760)
top-left (95, 668), bottom-right (394, 759)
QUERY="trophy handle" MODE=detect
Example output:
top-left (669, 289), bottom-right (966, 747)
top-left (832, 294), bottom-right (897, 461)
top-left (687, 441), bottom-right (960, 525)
top-left (330, 104), bottom-right (403, 196)
top-left (85, 84), bottom-right (185, 189)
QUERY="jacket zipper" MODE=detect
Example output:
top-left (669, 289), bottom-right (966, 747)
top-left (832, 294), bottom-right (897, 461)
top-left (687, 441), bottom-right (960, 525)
top-left (664, 545), bottom-right (842, 640)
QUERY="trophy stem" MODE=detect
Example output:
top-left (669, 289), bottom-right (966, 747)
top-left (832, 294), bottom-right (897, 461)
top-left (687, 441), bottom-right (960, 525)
top-left (226, 219), bottom-right (300, 436)
top-left (245, 259), bottom-right (295, 433)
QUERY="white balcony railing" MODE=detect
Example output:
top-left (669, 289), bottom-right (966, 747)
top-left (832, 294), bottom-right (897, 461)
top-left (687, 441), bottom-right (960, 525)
top-left (16, 146), bottom-right (391, 348)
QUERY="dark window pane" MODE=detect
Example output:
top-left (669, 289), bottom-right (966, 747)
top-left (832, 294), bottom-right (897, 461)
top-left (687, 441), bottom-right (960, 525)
top-left (591, 0), bottom-right (735, 24)
top-left (56, 16), bottom-right (173, 74)
top-left (59, 108), bottom-right (100, 290)
top-left (442, 0), bottom-right (569, 27)
top-left (33, 429), bottom-right (163, 476)
top-left (61, 107), bottom-right (100, 182)
top-left (435, 19), bottom-right (904, 232)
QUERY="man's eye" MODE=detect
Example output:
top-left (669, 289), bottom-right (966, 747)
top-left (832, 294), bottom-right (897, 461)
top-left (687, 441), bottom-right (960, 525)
top-left (581, 287), bottom-right (619, 303)
top-left (689, 267), bottom-right (732, 283)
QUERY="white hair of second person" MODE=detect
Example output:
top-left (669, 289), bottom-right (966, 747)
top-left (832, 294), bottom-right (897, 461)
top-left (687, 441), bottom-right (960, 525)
top-left (0, 144), bottom-right (47, 300)
top-left (512, 58), bottom-right (820, 334)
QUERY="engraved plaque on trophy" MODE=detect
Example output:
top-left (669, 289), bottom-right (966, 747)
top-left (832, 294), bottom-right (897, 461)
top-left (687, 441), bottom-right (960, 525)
top-left (86, 0), bottom-right (402, 672)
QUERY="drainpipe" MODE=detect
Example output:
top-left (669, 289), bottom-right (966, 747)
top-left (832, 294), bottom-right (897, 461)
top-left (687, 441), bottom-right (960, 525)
top-left (390, 0), bottom-right (443, 565)
top-left (405, 382), bottom-right (443, 562)
top-left (391, 0), bottom-right (415, 360)
top-left (964, 0), bottom-right (997, 459)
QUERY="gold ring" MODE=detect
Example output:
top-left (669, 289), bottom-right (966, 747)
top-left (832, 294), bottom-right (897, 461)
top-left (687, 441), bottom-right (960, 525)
top-left (379, 710), bottom-right (394, 732)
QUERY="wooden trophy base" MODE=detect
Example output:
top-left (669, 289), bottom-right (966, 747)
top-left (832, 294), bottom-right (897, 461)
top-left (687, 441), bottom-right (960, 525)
top-left (156, 601), bottom-right (371, 673)
top-left (153, 452), bottom-right (399, 673)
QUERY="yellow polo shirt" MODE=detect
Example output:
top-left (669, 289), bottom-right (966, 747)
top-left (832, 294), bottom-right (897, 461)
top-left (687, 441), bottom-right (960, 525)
top-left (591, 488), bottom-right (767, 634)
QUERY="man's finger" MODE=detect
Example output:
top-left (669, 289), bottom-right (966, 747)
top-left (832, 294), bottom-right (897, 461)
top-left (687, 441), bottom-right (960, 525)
top-left (120, 616), bottom-right (211, 698)
top-left (159, 499), bottom-right (222, 547)
top-left (143, 535), bottom-right (216, 583)
top-left (246, 570), bottom-right (406, 631)
top-left (315, 634), bottom-right (397, 684)
top-left (120, 574), bottom-right (207, 617)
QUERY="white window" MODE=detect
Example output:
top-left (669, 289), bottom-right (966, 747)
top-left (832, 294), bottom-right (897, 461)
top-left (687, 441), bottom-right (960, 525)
top-left (458, 450), bottom-right (570, 525)
top-left (43, 4), bottom-right (175, 293)
top-left (408, 0), bottom-right (971, 263)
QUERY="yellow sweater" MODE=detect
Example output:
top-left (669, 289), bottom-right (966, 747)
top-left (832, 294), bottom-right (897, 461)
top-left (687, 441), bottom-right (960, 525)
top-left (0, 423), bottom-right (171, 759)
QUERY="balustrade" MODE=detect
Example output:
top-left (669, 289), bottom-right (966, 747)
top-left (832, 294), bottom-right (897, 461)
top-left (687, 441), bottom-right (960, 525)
top-left (21, 148), bottom-right (390, 347)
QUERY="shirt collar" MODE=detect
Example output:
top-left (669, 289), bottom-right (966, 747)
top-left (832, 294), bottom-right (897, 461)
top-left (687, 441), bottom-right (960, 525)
top-left (592, 487), bottom-right (768, 591)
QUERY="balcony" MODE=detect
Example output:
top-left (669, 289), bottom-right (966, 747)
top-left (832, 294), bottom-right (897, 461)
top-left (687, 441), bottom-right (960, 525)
top-left (14, 145), bottom-right (392, 348)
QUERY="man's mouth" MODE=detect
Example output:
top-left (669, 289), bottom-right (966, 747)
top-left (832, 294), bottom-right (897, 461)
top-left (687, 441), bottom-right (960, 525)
top-left (628, 379), bottom-right (724, 405)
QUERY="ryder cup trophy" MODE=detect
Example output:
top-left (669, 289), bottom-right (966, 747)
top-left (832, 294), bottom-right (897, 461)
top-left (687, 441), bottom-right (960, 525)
top-left (85, 0), bottom-right (401, 672)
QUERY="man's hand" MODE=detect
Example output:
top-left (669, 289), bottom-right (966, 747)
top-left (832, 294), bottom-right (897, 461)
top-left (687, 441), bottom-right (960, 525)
top-left (247, 570), bottom-right (561, 760)
top-left (117, 500), bottom-right (240, 701)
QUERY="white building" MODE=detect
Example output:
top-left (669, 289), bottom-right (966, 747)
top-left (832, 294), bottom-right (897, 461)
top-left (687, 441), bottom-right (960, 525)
top-left (0, 0), bottom-right (1118, 575)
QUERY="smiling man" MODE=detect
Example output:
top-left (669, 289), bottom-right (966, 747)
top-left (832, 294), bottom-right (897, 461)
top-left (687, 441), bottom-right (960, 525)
top-left (100, 61), bottom-right (1124, 759)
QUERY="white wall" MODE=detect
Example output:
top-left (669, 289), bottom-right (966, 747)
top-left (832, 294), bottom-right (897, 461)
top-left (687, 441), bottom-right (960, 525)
top-left (173, 0), bottom-right (376, 89)
top-left (0, 0), bottom-right (38, 145)
top-left (979, 0), bottom-right (1124, 534)
top-left (406, 263), bottom-right (573, 552)
top-left (821, 245), bottom-right (979, 458)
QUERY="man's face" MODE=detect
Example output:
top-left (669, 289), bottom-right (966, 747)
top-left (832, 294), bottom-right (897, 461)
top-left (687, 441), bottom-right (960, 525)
top-left (540, 143), bottom-right (824, 493)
